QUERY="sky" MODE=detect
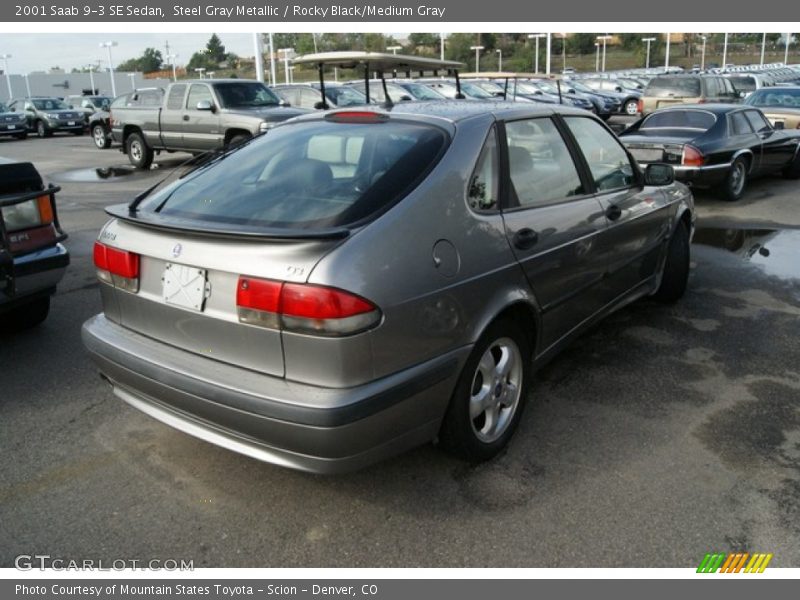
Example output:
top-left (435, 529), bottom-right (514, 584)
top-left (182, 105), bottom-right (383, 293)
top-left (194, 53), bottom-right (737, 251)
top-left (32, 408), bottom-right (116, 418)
top-left (0, 33), bottom-right (259, 74)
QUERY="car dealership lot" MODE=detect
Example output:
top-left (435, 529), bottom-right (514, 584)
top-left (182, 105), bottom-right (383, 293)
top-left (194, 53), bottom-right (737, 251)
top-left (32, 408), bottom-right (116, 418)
top-left (1, 129), bottom-right (799, 567)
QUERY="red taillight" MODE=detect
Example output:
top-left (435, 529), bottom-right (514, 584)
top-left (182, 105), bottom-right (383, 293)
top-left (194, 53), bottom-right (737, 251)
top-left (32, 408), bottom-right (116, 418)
top-left (682, 145), bottom-right (705, 167)
top-left (94, 241), bottom-right (140, 291)
top-left (236, 276), bottom-right (380, 336)
top-left (637, 99), bottom-right (643, 114)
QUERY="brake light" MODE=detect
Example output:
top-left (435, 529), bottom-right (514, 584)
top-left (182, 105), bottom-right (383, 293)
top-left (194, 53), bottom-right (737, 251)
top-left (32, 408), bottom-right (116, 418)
top-left (93, 241), bottom-right (140, 292)
top-left (236, 276), bottom-right (381, 336)
top-left (325, 111), bottom-right (388, 124)
top-left (637, 99), bottom-right (643, 114)
top-left (682, 145), bottom-right (705, 167)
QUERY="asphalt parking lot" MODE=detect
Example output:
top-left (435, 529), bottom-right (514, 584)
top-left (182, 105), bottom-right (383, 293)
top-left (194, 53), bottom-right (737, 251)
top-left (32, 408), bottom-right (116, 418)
top-left (1, 124), bottom-right (799, 568)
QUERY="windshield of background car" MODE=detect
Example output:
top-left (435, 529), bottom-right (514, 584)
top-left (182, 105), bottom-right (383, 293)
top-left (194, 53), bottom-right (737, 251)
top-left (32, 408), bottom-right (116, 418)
top-left (91, 97), bottom-right (112, 109)
top-left (727, 76), bottom-right (757, 92)
top-left (569, 82), bottom-right (595, 94)
top-left (326, 86), bottom-right (368, 107)
top-left (32, 99), bottom-right (70, 110)
top-left (517, 82), bottom-right (547, 95)
top-left (139, 119), bottom-right (448, 229)
top-left (645, 77), bottom-right (702, 98)
top-left (214, 82), bottom-right (281, 108)
top-left (462, 83), bottom-right (494, 98)
top-left (746, 88), bottom-right (800, 107)
top-left (0, 102), bottom-right (8, 112)
top-left (402, 83), bottom-right (445, 100)
top-left (640, 110), bottom-right (716, 130)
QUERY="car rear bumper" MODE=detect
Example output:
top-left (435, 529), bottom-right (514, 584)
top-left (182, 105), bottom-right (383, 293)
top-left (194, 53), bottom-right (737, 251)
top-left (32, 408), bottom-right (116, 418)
top-left (82, 314), bottom-right (469, 473)
top-left (1, 243), bottom-right (69, 311)
top-left (673, 163), bottom-right (731, 187)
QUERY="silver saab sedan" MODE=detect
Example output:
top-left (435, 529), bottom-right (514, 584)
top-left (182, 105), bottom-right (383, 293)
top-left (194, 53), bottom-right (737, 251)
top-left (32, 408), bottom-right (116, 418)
top-left (82, 101), bottom-right (694, 473)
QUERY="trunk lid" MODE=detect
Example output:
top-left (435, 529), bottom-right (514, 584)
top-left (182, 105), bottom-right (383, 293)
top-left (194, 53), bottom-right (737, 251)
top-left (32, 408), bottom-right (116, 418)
top-left (98, 216), bottom-right (342, 377)
top-left (622, 133), bottom-right (694, 165)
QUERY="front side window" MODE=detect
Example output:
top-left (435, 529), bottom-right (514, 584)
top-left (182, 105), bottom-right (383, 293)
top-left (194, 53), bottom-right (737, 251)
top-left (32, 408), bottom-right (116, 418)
top-left (187, 84), bottom-right (213, 109)
top-left (166, 85), bottom-right (186, 110)
top-left (468, 127), bottom-right (499, 211)
top-left (140, 120), bottom-right (448, 229)
top-left (213, 82), bottom-right (280, 108)
top-left (565, 117), bottom-right (636, 192)
top-left (505, 118), bottom-right (583, 208)
top-left (744, 110), bottom-right (772, 133)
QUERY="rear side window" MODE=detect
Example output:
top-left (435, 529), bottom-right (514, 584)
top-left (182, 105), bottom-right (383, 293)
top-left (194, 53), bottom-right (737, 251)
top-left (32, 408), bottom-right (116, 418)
top-left (142, 120), bottom-right (448, 229)
top-left (744, 110), bottom-right (771, 133)
top-left (166, 85), bottom-right (186, 110)
top-left (565, 117), bottom-right (636, 192)
top-left (467, 127), bottom-right (499, 211)
top-left (729, 112), bottom-right (753, 135)
top-left (641, 110), bottom-right (716, 130)
top-left (646, 77), bottom-right (701, 98)
top-left (186, 84), bottom-right (213, 109)
top-left (505, 118), bottom-right (583, 208)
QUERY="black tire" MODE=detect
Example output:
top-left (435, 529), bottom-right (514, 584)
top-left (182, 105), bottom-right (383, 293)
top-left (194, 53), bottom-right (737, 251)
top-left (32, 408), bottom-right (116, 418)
top-left (13, 132), bottom-right (27, 140)
top-left (439, 318), bottom-right (532, 462)
top-left (782, 151), bottom-right (800, 180)
top-left (126, 132), bottom-right (153, 169)
top-left (718, 157), bottom-right (748, 201)
top-left (92, 124), bottom-right (112, 149)
top-left (599, 114), bottom-right (612, 121)
top-left (72, 129), bottom-right (84, 136)
top-left (624, 99), bottom-right (639, 115)
top-left (653, 221), bottom-right (690, 303)
top-left (0, 296), bottom-right (50, 333)
top-left (35, 120), bottom-right (51, 138)
top-left (227, 133), bottom-right (251, 148)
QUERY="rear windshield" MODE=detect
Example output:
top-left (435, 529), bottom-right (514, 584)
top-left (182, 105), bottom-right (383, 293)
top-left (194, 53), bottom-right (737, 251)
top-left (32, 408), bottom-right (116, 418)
top-left (326, 86), bottom-right (367, 107)
top-left (747, 88), bottom-right (800, 107)
top-left (140, 120), bottom-right (448, 229)
top-left (640, 110), bottom-right (716, 130)
top-left (645, 77), bottom-right (701, 98)
top-left (401, 83), bottom-right (445, 101)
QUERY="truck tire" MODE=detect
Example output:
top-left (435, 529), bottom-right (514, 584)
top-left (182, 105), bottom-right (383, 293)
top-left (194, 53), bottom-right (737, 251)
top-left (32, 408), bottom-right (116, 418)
top-left (227, 133), bottom-right (251, 148)
top-left (36, 120), bottom-right (51, 138)
top-left (92, 124), bottom-right (112, 149)
top-left (126, 132), bottom-right (154, 169)
top-left (782, 150), bottom-right (800, 180)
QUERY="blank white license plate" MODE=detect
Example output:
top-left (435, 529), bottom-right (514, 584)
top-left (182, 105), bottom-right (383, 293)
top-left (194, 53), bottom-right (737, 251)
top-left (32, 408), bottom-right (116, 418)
top-left (162, 263), bottom-right (208, 311)
top-left (6, 125), bottom-right (14, 130)
top-left (67, 121), bottom-right (75, 126)
top-left (631, 148), bottom-right (663, 162)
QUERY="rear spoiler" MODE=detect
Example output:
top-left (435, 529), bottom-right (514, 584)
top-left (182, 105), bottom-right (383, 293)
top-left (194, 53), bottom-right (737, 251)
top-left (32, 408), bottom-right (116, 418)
top-left (292, 51), bottom-right (465, 108)
top-left (105, 203), bottom-right (351, 241)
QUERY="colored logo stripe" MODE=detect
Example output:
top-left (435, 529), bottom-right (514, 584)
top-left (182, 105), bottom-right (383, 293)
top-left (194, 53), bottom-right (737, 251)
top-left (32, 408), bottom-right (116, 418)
top-left (697, 552), bottom-right (773, 573)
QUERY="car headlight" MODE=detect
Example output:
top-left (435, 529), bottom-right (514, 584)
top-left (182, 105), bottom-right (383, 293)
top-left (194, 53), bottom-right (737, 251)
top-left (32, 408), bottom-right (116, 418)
top-left (259, 121), bottom-right (274, 132)
top-left (47, 113), bottom-right (61, 119)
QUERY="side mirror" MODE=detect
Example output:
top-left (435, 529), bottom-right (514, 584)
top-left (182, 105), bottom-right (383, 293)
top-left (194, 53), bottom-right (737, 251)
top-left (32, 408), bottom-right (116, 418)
top-left (313, 101), bottom-right (328, 110)
top-left (774, 121), bottom-right (785, 130)
top-left (644, 163), bottom-right (675, 186)
top-left (196, 100), bottom-right (214, 111)
top-left (399, 95), bottom-right (413, 102)
top-left (567, 88), bottom-right (576, 94)
top-left (279, 99), bottom-right (290, 107)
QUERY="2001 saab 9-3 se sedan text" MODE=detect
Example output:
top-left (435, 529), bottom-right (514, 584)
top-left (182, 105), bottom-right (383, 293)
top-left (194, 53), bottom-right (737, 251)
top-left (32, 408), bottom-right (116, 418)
top-left (82, 101), bottom-right (695, 473)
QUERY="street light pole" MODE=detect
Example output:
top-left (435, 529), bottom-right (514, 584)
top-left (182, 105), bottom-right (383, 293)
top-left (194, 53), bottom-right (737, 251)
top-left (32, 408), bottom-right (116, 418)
top-left (1, 54), bottom-right (13, 101)
top-left (722, 32), bottom-right (729, 68)
top-left (642, 37), bottom-right (656, 69)
top-left (166, 54), bottom-right (178, 81)
top-left (595, 43), bottom-right (600, 71)
top-left (561, 34), bottom-right (567, 72)
top-left (268, 33), bottom-right (277, 88)
top-left (760, 32), bottom-right (767, 66)
top-left (546, 33), bottom-right (552, 75)
top-left (664, 33), bottom-right (670, 72)
top-left (279, 48), bottom-right (293, 84)
top-left (23, 73), bottom-right (31, 97)
top-left (496, 49), bottom-right (502, 72)
top-left (785, 33), bottom-right (792, 65)
top-left (85, 64), bottom-right (96, 93)
top-left (440, 33), bottom-right (445, 61)
top-left (253, 32), bottom-right (264, 83)
top-left (528, 34), bottom-right (545, 74)
top-left (701, 35), bottom-right (707, 70)
top-left (470, 45), bottom-right (484, 73)
top-left (387, 45), bottom-right (402, 55)
top-left (596, 35), bottom-right (611, 72)
top-left (99, 41), bottom-right (118, 97)
top-left (128, 73), bottom-right (136, 90)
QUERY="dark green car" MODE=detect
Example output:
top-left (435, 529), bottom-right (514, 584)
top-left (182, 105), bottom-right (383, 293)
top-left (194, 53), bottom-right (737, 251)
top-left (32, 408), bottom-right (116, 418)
top-left (8, 97), bottom-right (84, 138)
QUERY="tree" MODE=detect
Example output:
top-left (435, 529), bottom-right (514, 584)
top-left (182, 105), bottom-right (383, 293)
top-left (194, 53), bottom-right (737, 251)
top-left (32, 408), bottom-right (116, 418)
top-left (205, 34), bottom-right (226, 64)
top-left (187, 34), bottom-right (238, 71)
top-left (116, 48), bottom-right (163, 73)
top-left (570, 33), bottom-right (598, 55)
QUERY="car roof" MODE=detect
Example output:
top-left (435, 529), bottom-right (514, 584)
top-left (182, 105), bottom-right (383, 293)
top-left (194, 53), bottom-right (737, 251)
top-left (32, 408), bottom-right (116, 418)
top-left (651, 103), bottom-right (751, 115)
top-left (289, 99), bottom-right (590, 124)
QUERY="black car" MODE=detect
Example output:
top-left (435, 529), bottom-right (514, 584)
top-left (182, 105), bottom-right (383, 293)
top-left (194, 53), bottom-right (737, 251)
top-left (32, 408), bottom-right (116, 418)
top-left (0, 102), bottom-right (28, 139)
top-left (578, 78), bottom-right (642, 115)
top-left (8, 97), bottom-right (84, 138)
top-left (620, 104), bottom-right (800, 200)
top-left (0, 158), bottom-right (69, 330)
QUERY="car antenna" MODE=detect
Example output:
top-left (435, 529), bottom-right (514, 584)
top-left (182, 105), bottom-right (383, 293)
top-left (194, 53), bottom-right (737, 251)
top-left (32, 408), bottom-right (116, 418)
top-left (380, 71), bottom-right (393, 108)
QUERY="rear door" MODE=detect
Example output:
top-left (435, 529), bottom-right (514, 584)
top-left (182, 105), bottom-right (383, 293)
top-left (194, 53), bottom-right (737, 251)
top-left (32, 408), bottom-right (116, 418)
top-left (563, 115), bottom-right (672, 302)
top-left (159, 84), bottom-right (187, 149)
top-left (728, 110), bottom-right (763, 170)
top-left (498, 116), bottom-right (608, 351)
top-left (744, 109), bottom-right (796, 172)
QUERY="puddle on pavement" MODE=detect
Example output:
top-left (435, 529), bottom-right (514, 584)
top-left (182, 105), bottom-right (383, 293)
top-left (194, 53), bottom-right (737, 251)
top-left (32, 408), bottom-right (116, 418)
top-left (693, 227), bottom-right (800, 282)
top-left (50, 166), bottom-right (144, 183)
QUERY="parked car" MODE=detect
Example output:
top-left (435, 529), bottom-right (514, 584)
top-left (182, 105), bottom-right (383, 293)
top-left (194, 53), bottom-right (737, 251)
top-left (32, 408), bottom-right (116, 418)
top-left (110, 79), bottom-right (308, 169)
top-left (744, 86), bottom-right (800, 129)
top-left (64, 94), bottom-right (112, 126)
top-left (720, 74), bottom-right (771, 98)
top-left (640, 75), bottom-right (740, 115)
top-left (392, 80), bottom-right (448, 101)
top-left (8, 97), bottom-right (84, 137)
top-left (0, 157), bottom-right (69, 331)
top-left (0, 102), bottom-right (28, 139)
top-left (620, 105), bottom-right (800, 200)
top-left (83, 101), bottom-right (693, 473)
top-left (579, 78), bottom-right (642, 115)
top-left (343, 80), bottom-right (420, 103)
top-left (417, 79), bottom-right (495, 100)
top-left (518, 80), bottom-right (595, 111)
top-left (565, 80), bottom-right (622, 120)
top-left (272, 82), bottom-right (370, 110)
